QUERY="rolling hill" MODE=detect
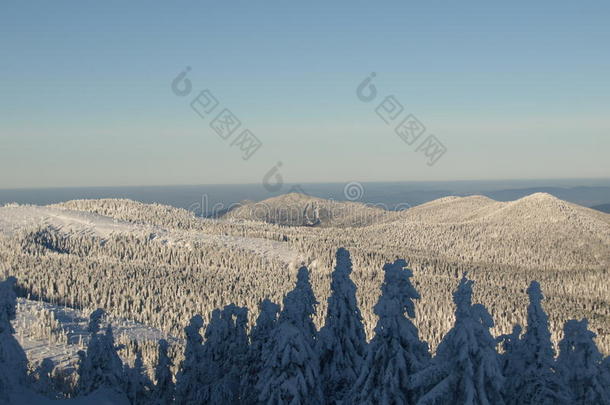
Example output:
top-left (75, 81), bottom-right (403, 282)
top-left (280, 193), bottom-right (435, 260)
top-left (221, 192), bottom-right (400, 227)
top-left (1, 192), bottom-right (609, 369)
top-left (370, 192), bottom-right (610, 270)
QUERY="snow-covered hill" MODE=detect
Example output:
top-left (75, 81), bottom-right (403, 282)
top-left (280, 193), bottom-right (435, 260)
top-left (1, 192), bottom-right (610, 375)
top-left (0, 204), bottom-right (302, 265)
top-left (221, 192), bottom-right (400, 227)
top-left (373, 192), bottom-right (610, 269)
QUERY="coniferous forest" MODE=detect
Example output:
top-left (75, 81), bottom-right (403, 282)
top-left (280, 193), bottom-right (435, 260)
top-left (2, 248), bottom-right (610, 404)
top-left (5, 0), bottom-right (610, 402)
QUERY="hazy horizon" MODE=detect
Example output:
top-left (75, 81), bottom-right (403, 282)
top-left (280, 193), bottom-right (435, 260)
top-left (3, 178), bottom-right (610, 213)
top-left (1, 176), bottom-right (609, 191)
top-left (2, 2), bottom-right (609, 189)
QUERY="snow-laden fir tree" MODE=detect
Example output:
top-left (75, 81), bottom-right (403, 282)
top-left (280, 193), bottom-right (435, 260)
top-left (318, 248), bottom-right (367, 403)
top-left (199, 309), bottom-right (222, 403)
top-left (503, 281), bottom-right (569, 405)
top-left (153, 339), bottom-right (174, 405)
top-left (125, 345), bottom-right (152, 405)
top-left (497, 324), bottom-right (523, 373)
top-left (279, 265), bottom-right (319, 347)
top-left (174, 315), bottom-right (206, 404)
top-left (556, 319), bottom-right (610, 404)
top-left (0, 277), bottom-right (28, 402)
top-left (76, 311), bottom-right (126, 396)
top-left (202, 304), bottom-right (249, 404)
top-left (242, 298), bottom-right (280, 405)
top-left (410, 276), bottom-right (505, 405)
top-left (257, 266), bottom-right (323, 405)
top-left (349, 259), bottom-right (430, 405)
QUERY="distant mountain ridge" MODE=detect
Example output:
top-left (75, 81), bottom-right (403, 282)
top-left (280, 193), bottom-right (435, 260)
top-left (3, 181), bottom-right (610, 211)
top-left (218, 192), bottom-right (610, 270)
top-left (221, 191), bottom-right (610, 228)
top-left (371, 192), bottom-right (610, 270)
top-left (480, 185), bottom-right (610, 207)
top-left (592, 203), bottom-right (610, 214)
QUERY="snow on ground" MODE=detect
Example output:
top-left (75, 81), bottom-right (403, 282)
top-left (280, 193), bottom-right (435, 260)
top-left (0, 204), bottom-right (303, 265)
top-left (0, 204), bottom-right (148, 239)
top-left (168, 229), bottom-right (303, 264)
top-left (13, 298), bottom-right (180, 371)
top-left (1, 203), bottom-right (302, 377)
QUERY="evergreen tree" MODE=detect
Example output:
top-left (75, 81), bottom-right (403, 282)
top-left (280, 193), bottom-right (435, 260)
top-left (125, 345), bottom-right (152, 404)
top-left (174, 315), bottom-right (205, 404)
top-left (242, 298), bottom-right (280, 405)
top-left (257, 266), bottom-right (323, 404)
top-left (279, 266), bottom-right (318, 346)
top-left (76, 314), bottom-right (126, 396)
top-left (411, 276), bottom-right (505, 405)
top-left (556, 319), bottom-right (610, 404)
top-left (349, 259), bottom-right (430, 405)
top-left (154, 339), bottom-right (174, 405)
top-left (203, 304), bottom-right (249, 404)
top-left (0, 277), bottom-right (28, 402)
top-left (498, 324), bottom-right (523, 372)
top-left (504, 281), bottom-right (569, 405)
top-left (318, 248), bottom-right (367, 403)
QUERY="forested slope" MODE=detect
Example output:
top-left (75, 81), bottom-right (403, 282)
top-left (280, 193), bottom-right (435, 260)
top-left (1, 193), bottom-right (609, 371)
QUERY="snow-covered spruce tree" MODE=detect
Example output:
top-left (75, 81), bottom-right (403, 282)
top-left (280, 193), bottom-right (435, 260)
top-left (241, 298), bottom-right (280, 405)
top-left (202, 304), bottom-right (249, 404)
top-left (349, 259), bottom-right (430, 405)
top-left (174, 315), bottom-right (206, 404)
top-left (410, 276), bottom-right (504, 405)
top-left (76, 312), bottom-right (126, 396)
top-left (556, 319), bottom-right (610, 404)
top-left (318, 248), bottom-right (367, 403)
top-left (257, 266), bottom-right (323, 405)
top-left (125, 345), bottom-right (152, 404)
top-left (0, 277), bottom-right (28, 401)
top-left (497, 324), bottom-right (522, 372)
top-left (503, 281), bottom-right (569, 405)
top-left (278, 265), bottom-right (319, 347)
top-left (153, 339), bottom-right (174, 405)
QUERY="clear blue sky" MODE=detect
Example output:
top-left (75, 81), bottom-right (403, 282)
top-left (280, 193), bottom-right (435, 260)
top-left (1, 1), bottom-right (609, 188)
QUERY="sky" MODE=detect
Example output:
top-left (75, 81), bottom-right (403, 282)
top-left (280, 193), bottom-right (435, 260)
top-left (1, 1), bottom-right (609, 189)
